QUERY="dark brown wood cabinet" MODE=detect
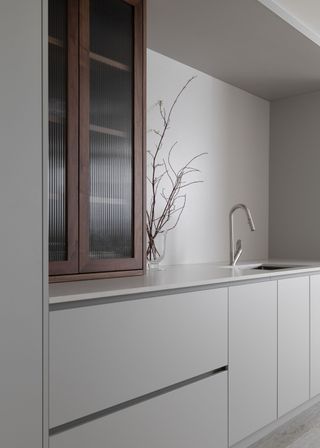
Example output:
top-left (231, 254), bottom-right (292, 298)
top-left (48, 0), bottom-right (145, 282)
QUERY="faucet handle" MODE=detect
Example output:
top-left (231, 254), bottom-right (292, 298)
top-left (233, 239), bottom-right (243, 266)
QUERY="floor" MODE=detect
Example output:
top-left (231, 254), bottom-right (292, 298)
top-left (250, 403), bottom-right (320, 448)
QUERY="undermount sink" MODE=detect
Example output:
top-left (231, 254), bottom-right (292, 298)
top-left (219, 263), bottom-right (307, 271)
top-left (251, 264), bottom-right (304, 271)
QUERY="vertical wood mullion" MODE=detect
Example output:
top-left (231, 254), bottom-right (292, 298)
top-left (133, 0), bottom-right (144, 269)
top-left (49, 0), bottom-right (79, 276)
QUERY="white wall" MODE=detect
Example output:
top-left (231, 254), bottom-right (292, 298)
top-left (147, 50), bottom-right (270, 265)
top-left (269, 91), bottom-right (320, 261)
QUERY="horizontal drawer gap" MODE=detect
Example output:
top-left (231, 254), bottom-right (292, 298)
top-left (49, 365), bottom-right (227, 436)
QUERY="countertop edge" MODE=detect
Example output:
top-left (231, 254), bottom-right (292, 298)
top-left (49, 263), bottom-right (320, 305)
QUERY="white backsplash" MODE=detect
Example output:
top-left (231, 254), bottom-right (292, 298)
top-left (147, 49), bottom-right (270, 265)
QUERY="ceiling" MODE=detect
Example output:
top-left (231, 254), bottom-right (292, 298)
top-left (147, 0), bottom-right (320, 100)
top-left (263, 0), bottom-right (320, 44)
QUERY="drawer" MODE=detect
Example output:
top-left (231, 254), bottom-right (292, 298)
top-left (50, 288), bottom-right (227, 427)
top-left (50, 371), bottom-right (228, 448)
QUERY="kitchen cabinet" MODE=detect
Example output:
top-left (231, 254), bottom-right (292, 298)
top-left (310, 275), bottom-right (320, 397)
top-left (0, 1), bottom-right (44, 447)
top-left (49, 288), bottom-right (227, 428)
top-left (50, 372), bottom-right (227, 448)
top-left (48, 0), bottom-right (145, 281)
top-left (278, 276), bottom-right (310, 417)
top-left (229, 281), bottom-right (277, 445)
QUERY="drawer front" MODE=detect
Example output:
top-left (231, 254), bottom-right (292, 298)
top-left (50, 372), bottom-right (228, 448)
top-left (50, 288), bottom-right (227, 427)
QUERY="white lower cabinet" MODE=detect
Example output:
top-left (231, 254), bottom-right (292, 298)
top-left (50, 372), bottom-right (228, 448)
top-left (310, 275), bottom-right (320, 398)
top-left (278, 277), bottom-right (310, 417)
top-left (50, 288), bottom-right (227, 428)
top-left (229, 281), bottom-right (277, 446)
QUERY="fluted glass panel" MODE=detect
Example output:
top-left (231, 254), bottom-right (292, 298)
top-left (48, 0), bottom-right (67, 261)
top-left (89, 0), bottom-right (134, 259)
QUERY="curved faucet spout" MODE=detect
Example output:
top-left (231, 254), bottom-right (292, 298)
top-left (229, 204), bottom-right (256, 266)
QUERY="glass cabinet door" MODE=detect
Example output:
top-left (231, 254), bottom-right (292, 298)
top-left (79, 0), bottom-right (144, 273)
top-left (48, 0), bottom-right (78, 275)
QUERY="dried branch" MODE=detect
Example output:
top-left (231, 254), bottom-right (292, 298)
top-left (146, 76), bottom-right (207, 262)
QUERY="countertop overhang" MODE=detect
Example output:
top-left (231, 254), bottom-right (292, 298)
top-left (49, 260), bottom-right (320, 305)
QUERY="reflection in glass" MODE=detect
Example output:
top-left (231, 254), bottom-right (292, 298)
top-left (48, 0), bottom-right (67, 261)
top-left (89, 0), bottom-right (134, 259)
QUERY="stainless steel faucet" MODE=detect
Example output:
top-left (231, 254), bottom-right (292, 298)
top-left (229, 204), bottom-right (256, 266)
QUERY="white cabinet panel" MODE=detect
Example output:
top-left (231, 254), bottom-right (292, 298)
top-left (50, 372), bottom-right (227, 448)
top-left (0, 1), bottom-right (44, 447)
top-left (278, 277), bottom-right (309, 417)
top-left (229, 281), bottom-right (277, 445)
top-left (311, 275), bottom-right (320, 398)
top-left (50, 288), bottom-right (227, 427)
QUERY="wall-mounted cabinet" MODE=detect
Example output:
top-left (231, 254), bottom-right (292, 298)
top-left (48, 0), bottom-right (145, 281)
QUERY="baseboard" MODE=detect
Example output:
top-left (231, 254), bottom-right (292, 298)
top-left (231, 393), bottom-right (320, 448)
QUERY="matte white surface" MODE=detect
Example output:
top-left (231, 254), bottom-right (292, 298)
top-left (49, 261), bottom-right (320, 304)
top-left (310, 275), bottom-right (320, 398)
top-left (278, 277), bottom-right (310, 417)
top-left (229, 281), bottom-right (277, 445)
top-left (269, 91), bottom-right (320, 261)
top-left (0, 1), bottom-right (43, 447)
top-left (260, 0), bottom-right (320, 46)
top-left (148, 0), bottom-right (320, 100)
top-left (50, 288), bottom-right (227, 427)
top-left (147, 50), bottom-right (270, 267)
top-left (50, 372), bottom-right (228, 448)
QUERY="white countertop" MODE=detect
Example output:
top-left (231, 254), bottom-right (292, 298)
top-left (49, 260), bottom-right (320, 305)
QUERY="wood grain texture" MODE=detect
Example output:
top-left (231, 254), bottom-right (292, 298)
top-left (78, 0), bottom-right (145, 276)
top-left (50, 0), bottom-right (146, 280)
top-left (49, 0), bottom-right (79, 276)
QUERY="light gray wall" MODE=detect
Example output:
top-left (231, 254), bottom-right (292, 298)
top-left (147, 50), bottom-right (270, 265)
top-left (0, 0), bottom-right (44, 447)
top-left (269, 90), bottom-right (320, 260)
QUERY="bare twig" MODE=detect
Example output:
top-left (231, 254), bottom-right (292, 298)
top-left (146, 76), bottom-right (206, 262)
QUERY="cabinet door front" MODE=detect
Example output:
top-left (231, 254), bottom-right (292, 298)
top-left (311, 275), bottom-right (320, 397)
top-left (79, 0), bottom-right (144, 273)
top-left (278, 277), bottom-right (310, 417)
top-left (229, 281), bottom-right (277, 445)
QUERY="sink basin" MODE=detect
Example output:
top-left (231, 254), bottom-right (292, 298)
top-left (252, 264), bottom-right (304, 271)
top-left (219, 263), bottom-right (307, 271)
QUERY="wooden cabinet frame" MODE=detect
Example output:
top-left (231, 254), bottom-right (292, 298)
top-left (49, 0), bottom-right (145, 282)
top-left (49, 0), bottom-right (79, 276)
